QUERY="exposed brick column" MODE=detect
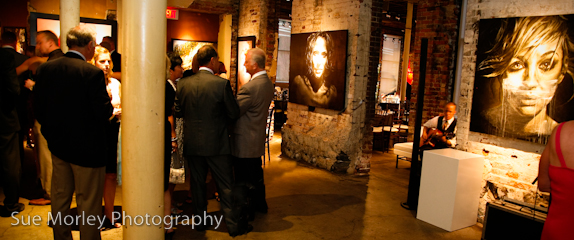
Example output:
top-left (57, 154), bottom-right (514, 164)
top-left (265, 0), bottom-right (279, 82)
top-left (230, 0), bottom-right (240, 92)
top-left (188, 0), bottom-right (240, 92)
top-left (410, 0), bottom-right (460, 125)
top-left (282, 0), bottom-right (373, 174)
top-left (358, 0), bottom-right (385, 173)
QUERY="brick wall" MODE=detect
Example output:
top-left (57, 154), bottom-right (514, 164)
top-left (361, 0), bottom-right (386, 173)
top-left (281, 0), bottom-right (373, 174)
top-left (189, 0), bottom-right (239, 90)
top-left (457, 0), bottom-right (574, 222)
top-left (238, 0), bottom-right (280, 82)
top-left (409, 0), bottom-right (460, 127)
top-left (265, 0), bottom-right (279, 82)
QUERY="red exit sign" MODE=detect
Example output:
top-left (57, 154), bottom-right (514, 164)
top-left (166, 9), bottom-right (179, 20)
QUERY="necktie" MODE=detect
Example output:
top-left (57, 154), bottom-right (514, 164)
top-left (443, 120), bottom-right (448, 131)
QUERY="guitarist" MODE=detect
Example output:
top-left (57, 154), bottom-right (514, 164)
top-left (420, 102), bottom-right (457, 154)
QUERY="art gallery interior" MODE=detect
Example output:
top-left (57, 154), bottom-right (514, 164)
top-left (1, 0), bottom-right (573, 239)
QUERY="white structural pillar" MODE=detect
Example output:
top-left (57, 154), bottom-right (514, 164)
top-left (122, 0), bottom-right (167, 239)
top-left (399, 2), bottom-right (413, 101)
top-left (218, 14), bottom-right (232, 79)
top-left (60, 0), bottom-right (80, 53)
top-left (117, 0), bottom-right (123, 54)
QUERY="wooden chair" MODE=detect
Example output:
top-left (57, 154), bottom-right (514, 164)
top-left (373, 113), bottom-right (396, 152)
top-left (263, 108), bottom-right (274, 165)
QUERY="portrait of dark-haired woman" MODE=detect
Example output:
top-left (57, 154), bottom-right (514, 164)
top-left (290, 31), bottom-right (347, 110)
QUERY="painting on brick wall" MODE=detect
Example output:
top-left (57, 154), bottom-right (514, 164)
top-left (470, 15), bottom-right (574, 144)
top-left (237, 36), bottom-right (256, 92)
top-left (172, 39), bottom-right (215, 71)
top-left (289, 30), bottom-right (348, 111)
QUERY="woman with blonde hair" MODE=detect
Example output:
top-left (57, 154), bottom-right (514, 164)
top-left (90, 45), bottom-right (122, 228)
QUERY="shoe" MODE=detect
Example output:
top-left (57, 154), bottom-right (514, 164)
top-left (185, 196), bottom-right (193, 204)
top-left (194, 220), bottom-right (212, 231)
top-left (195, 218), bottom-right (215, 231)
top-left (165, 230), bottom-right (175, 240)
top-left (1, 203), bottom-right (25, 217)
top-left (99, 216), bottom-right (121, 231)
top-left (255, 205), bottom-right (268, 214)
top-left (171, 207), bottom-right (183, 216)
top-left (173, 202), bottom-right (184, 208)
top-left (29, 198), bottom-right (51, 205)
top-left (230, 224), bottom-right (253, 237)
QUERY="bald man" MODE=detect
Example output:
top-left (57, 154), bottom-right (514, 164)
top-left (420, 102), bottom-right (457, 150)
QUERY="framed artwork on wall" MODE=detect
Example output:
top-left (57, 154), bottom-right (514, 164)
top-left (237, 36), bottom-right (256, 92)
top-left (172, 39), bottom-right (216, 71)
top-left (29, 13), bottom-right (117, 49)
top-left (2, 27), bottom-right (27, 53)
top-left (288, 30), bottom-right (348, 111)
top-left (470, 15), bottom-right (574, 144)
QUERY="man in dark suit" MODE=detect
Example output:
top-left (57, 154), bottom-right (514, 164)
top-left (0, 47), bottom-right (25, 217)
top-left (174, 45), bottom-right (250, 236)
top-left (36, 30), bottom-right (64, 61)
top-left (34, 25), bottom-right (113, 240)
top-left (2, 31), bottom-right (30, 164)
top-left (232, 48), bottom-right (274, 224)
top-left (28, 30), bottom-right (64, 206)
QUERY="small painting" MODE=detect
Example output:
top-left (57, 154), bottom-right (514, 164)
top-left (237, 36), bottom-right (256, 91)
top-left (2, 27), bottom-right (27, 53)
top-left (172, 39), bottom-right (215, 71)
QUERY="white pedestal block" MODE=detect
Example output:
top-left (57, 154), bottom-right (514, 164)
top-left (416, 149), bottom-right (484, 232)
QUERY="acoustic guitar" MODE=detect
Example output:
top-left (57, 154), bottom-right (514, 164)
top-left (420, 128), bottom-right (443, 148)
top-left (420, 128), bottom-right (456, 148)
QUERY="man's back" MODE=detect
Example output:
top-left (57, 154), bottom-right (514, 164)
top-left (0, 49), bottom-right (19, 133)
top-left (175, 70), bottom-right (239, 157)
top-left (3, 48), bottom-right (31, 128)
top-left (3, 48), bottom-right (28, 69)
top-left (232, 74), bottom-right (274, 158)
top-left (34, 52), bottom-right (112, 167)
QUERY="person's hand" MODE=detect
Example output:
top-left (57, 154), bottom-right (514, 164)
top-left (113, 108), bottom-right (122, 116)
top-left (24, 79), bottom-right (35, 90)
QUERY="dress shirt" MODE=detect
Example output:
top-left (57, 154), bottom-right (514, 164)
top-left (67, 50), bottom-right (86, 61)
top-left (443, 117), bottom-right (455, 130)
top-left (199, 67), bottom-right (214, 74)
top-left (250, 70), bottom-right (267, 81)
top-left (167, 79), bottom-right (176, 91)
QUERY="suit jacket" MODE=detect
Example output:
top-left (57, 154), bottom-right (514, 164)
top-left (48, 49), bottom-right (64, 61)
top-left (2, 47), bottom-right (29, 82)
top-left (232, 73), bottom-right (274, 158)
top-left (0, 49), bottom-right (19, 133)
top-left (175, 70), bottom-right (239, 157)
top-left (3, 47), bottom-right (31, 128)
top-left (111, 50), bottom-right (121, 73)
top-left (34, 52), bottom-right (113, 168)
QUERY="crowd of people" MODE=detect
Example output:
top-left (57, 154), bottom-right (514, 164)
top-left (1, 25), bottom-right (273, 239)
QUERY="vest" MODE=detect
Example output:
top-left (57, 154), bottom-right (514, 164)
top-left (438, 116), bottom-right (456, 139)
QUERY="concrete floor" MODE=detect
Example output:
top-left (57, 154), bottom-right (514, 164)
top-left (0, 133), bottom-right (483, 239)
